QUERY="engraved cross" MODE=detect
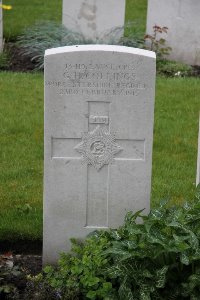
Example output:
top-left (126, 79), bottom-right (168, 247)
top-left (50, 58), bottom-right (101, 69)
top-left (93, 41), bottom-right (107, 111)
top-left (52, 101), bottom-right (145, 228)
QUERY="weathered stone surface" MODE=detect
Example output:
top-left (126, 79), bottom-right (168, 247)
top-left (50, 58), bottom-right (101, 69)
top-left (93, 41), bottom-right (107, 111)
top-left (146, 0), bottom-right (200, 65)
top-left (197, 116), bottom-right (200, 186)
top-left (62, 0), bottom-right (126, 42)
top-left (43, 45), bottom-right (156, 264)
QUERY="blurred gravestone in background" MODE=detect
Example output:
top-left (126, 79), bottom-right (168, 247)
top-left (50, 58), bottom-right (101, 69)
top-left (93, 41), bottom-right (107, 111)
top-left (147, 0), bottom-right (200, 65)
top-left (62, 0), bottom-right (126, 42)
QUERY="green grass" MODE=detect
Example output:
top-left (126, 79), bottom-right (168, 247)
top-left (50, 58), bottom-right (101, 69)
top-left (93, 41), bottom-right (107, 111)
top-left (3, 0), bottom-right (62, 39)
top-left (152, 77), bottom-right (199, 206)
top-left (0, 72), bottom-right (43, 240)
top-left (0, 72), bottom-right (199, 240)
top-left (125, 0), bottom-right (147, 34)
top-left (3, 0), bottom-right (147, 40)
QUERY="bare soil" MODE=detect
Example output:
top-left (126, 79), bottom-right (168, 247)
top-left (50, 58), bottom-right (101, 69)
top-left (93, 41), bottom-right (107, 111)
top-left (0, 252), bottom-right (42, 299)
top-left (2, 43), bottom-right (38, 72)
top-left (13, 254), bottom-right (42, 276)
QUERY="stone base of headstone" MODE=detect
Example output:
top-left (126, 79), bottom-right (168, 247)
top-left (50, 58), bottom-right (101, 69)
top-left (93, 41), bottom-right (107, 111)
top-left (146, 0), bottom-right (200, 66)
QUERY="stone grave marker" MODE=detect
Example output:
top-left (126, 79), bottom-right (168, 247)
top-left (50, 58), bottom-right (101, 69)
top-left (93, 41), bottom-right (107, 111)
top-left (62, 0), bottom-right (126, 42)
top-left (146, 0), bottom-right (200, 65)
top-left (197, 116), bottom-right (200, 186)
top-left (0, 1), bottom-right (3, 52)
top-left (43, 45), bottom-right (156, 264)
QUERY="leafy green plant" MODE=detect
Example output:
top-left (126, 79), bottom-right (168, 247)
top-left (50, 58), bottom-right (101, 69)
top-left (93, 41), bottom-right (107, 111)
top-left (29, 189), bottom-right (200, 299)
top-left (120, 21), bottom-right (144, 48)
top-left (0, 4), bottom-right (12, 10)
top-left (0, 50), bottom-right (10, 70)
top-left (144, 25), bottom-right (172, 58)
top-left (104, 196), bottom-right (200, 299)
top-left (42, 236), bottom-right (115, 299)
top-left (156, 59), bottom-right (193, 77)
top-left (17, 21), bottom-right (81, 70)
top-left (17, 21), bottom-right (144, 70)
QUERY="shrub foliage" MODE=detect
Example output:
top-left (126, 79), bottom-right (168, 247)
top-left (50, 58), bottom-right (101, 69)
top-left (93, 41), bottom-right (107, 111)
top-left (17, 21), bottom-right (193, 77)
top-left (26, 190), bottom-right (200, 299)
top-left (17, 21), bottom-right (143, 70)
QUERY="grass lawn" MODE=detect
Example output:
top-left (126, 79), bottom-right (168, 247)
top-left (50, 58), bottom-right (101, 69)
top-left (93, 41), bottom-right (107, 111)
top-left (3, 0), bottom-right (147, 40)
top-left (0, 72), bottom-right (199, 241)
top-left (3, 0), bottom-right (62, 39)
top-left (153, 77), bottom-right (199, 206)
top-left (125, 0), bottom-right (147, 34)
top-left (0, 72), bottom-right (43, 241)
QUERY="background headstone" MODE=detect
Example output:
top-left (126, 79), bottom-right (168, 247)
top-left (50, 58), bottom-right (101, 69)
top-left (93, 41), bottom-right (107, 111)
top-left (62, 0), bottom-right (126, 42)
top-left (196, 116), bottom-right (200, 186)
top-left (146, 0), bottom-right (200, 65)
top-left (43, 45), bottom-right (156, 264)
top-left (0, 1), bottom-right (3, 52)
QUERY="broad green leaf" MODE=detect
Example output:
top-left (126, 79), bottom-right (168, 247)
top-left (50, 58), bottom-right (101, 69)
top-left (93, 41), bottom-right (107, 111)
top-left (159, 198), bottom-right (169, 208)
top-left (121, 240), bottom-right (138, 250)
top-left (86, 290), bottom-right (97, 299)
top-left (110, 230), bottom-right (122, 241)
top-left (180, 253), bottom-right (190, 265)
top-left (128, 224), bottom-right (146, 235)
top-left (105, 265), bottom-right (122, 278)
top-left (149, 209), bottom-right (164, 220)
top-left (142, 269), bottom-right (153, 279)
top-left (155, 266), bottom-right (168, 288)
top-left (188, 232), bottom-right (199, 251)
top-left (172, 234), bottom-right (191, 251)
top-left (139, 287), bottom-right (151, 300)
top-left (118, 280), bottom-right (134, 300)
top-left (146, 235), bottom-right (165, 247)
top-left (129, 209), bottom-right (145, 222)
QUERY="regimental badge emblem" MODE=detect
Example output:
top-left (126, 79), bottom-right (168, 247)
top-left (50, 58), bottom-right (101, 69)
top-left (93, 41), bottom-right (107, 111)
top-left (74, 126), bottom-right (123, 171)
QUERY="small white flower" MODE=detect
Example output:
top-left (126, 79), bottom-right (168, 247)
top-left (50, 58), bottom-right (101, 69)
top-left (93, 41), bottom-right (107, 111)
top-left (175, 71), bottom-right (181, 76)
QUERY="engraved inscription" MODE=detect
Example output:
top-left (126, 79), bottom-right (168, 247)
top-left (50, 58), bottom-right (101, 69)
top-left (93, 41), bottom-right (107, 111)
top-left (74, 126), bottom-right (123, 171)
top-left (91, 140), bottom-right (106, 157)
top-left (45, 59), bottom-right (146, 97)
top-left (89, 115), bottom-right (109, 124)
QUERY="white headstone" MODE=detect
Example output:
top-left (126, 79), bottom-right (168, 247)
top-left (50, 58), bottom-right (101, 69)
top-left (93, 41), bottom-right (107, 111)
top-left (146, 0), bottom-right (200, 65)
top-left (196, 116), bottom-right (200, 186)
top-left (0, 1), bottom-right (3, 52)
top-left (43, 45), bottom-right (156, 264)
top-left (62, 0), bottom-right (126, 42)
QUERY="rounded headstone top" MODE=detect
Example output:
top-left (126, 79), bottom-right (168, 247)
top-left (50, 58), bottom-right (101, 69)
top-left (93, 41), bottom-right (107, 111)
top-left (45, 45), bottom-right (156, 59)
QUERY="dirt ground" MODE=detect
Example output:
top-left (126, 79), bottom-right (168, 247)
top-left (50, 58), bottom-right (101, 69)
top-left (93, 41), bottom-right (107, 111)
top-left (0, 252), bottom-right (42, 299)
top-left (2, 43), bottom-right (37, 72)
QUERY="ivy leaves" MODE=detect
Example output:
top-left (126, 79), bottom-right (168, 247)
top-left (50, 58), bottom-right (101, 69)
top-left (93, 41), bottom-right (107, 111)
top-left (41, 195), bottom-right (200, 299)
top-left (104, 198), bottom-right (200, 299)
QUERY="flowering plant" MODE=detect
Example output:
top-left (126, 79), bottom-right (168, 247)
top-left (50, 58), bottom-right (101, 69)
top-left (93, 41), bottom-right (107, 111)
top-left (0, 3), bottom-right (12, 10)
